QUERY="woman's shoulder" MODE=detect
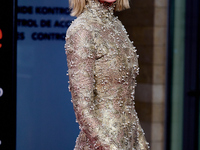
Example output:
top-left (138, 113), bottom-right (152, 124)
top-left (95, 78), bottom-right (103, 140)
top-left (66, 15), bottom-right (93, 36)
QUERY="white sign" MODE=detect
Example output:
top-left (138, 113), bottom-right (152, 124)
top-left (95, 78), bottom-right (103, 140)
top-left (0, 88), bottom-right (3, 97)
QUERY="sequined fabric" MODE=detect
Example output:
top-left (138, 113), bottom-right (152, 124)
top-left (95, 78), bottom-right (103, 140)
top-left (65, 1), bottom-right (150, 149)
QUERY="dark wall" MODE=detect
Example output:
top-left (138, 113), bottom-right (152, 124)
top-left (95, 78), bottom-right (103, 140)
top-left (0, 0), bottom-right (17, 149)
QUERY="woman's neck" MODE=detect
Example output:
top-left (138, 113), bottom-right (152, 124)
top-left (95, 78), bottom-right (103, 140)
top-left (99, 0), bottom-right (116, 6)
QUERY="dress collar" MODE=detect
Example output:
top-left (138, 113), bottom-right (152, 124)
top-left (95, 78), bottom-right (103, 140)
top-left (85, 0), bottom-right (115, 18)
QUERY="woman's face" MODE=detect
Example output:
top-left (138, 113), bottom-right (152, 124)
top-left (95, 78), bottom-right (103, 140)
top-left (99, 0), bottom-right (116, 3)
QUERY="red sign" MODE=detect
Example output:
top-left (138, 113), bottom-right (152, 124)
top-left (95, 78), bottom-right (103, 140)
top-left (0, 29), bottom-right (2, 48)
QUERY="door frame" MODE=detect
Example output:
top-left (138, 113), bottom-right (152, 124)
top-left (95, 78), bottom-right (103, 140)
top-left (165, 0), bottom-right (200, 149)
top-left (183, 0), bottom-right (200, 149)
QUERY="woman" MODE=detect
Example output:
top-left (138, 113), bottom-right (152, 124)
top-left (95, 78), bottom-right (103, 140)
top-left (65, 0), bottom-right (149, 149)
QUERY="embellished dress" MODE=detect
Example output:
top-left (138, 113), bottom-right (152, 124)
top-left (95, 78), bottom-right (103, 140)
top-left (65, 0), bottom-right (149, 149)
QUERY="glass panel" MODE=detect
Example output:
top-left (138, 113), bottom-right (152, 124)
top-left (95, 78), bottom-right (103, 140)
top-left (16, 1), bottom-right (78, 150)
top-left (170, 0), bottom-right (186, 150)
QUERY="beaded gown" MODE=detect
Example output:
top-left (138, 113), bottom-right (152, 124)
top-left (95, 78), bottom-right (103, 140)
top-left (65, 0), bottom-right (149, 149)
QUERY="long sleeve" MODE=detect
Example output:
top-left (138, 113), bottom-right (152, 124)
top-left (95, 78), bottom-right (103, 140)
top-left (65, 1), bottom-right (150, 149)
top-left (65, 28), bottom-right (110, 149)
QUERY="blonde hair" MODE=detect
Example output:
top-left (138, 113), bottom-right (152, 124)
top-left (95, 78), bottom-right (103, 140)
top-left (69, 0), bottom-right (130, 16)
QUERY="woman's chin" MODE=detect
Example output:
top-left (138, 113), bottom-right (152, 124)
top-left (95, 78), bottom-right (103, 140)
top-left (99, 0), bottom-right (116, 3)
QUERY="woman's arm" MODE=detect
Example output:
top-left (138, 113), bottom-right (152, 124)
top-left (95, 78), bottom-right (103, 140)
top-left (65, 28), bottom-right (109, 149)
